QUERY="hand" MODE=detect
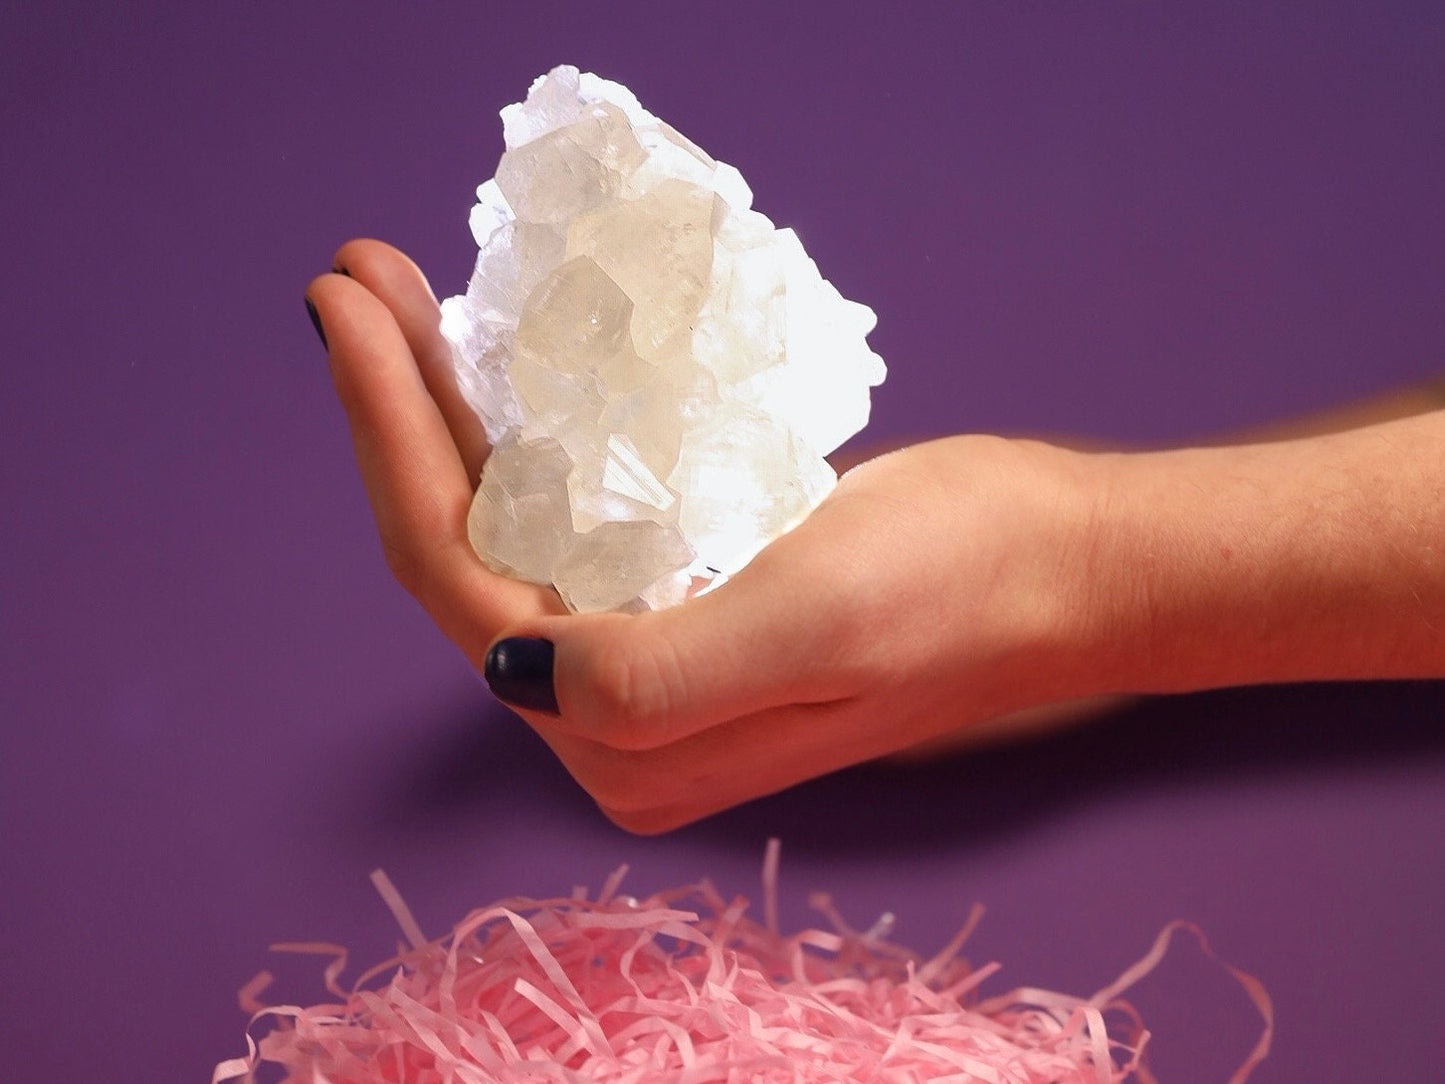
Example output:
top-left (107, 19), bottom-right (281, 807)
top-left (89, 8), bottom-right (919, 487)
top-left (309, 241), bottom-right (1445, 833)
top-left (308, 241), bottom-right (1111, 831)
top-left (496, 432), bottom-right (1111, 833)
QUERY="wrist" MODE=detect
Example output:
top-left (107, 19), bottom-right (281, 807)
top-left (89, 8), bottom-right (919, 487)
top-left (949, 438), bottom-right (1137, 710)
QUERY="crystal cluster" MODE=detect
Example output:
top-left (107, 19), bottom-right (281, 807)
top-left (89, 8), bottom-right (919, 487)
top-left (441, 66), bottom-right (885, 613)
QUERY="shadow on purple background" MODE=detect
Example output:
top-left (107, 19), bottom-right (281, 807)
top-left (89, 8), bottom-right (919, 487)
top-left (3, 4), bottom-right (1442, 1082)
top-left (371, 682), bottom-right (1445, 856)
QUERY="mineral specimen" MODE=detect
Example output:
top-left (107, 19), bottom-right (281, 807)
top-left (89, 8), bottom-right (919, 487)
top-left (441, 66), bottom-right (886, 613)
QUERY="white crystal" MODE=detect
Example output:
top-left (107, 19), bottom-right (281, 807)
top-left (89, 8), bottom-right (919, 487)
top-left (443, 66), bottom-right (886, 613)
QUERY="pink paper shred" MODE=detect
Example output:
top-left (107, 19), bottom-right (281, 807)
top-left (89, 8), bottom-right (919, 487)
top-left (215, 842), bottom-right (1269, 1084)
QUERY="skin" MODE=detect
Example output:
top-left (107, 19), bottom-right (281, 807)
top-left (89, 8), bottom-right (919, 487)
top-left (307, 239), bottom-right (1445, 833)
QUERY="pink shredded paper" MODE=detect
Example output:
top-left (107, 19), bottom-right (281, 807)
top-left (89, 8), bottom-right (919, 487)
top-left (216, 843), bottom-right (1269, 1083)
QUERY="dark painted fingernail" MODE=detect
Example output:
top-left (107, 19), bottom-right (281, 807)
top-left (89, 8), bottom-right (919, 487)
top-left (485, 637), bottom-right (559, 714)
top-left (305, 296), bottom-right (327, 349)
top-left (331, 263), bottom-right (351, 277)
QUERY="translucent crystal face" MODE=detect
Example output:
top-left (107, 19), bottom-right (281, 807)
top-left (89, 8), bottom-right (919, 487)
top-left (441, 65), bottom-right (886, 613)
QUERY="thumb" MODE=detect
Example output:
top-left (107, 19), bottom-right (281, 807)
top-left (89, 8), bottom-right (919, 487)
top-left (485, 543), bottom-right (860, 750)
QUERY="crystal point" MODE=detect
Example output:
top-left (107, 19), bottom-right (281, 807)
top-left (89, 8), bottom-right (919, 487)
top-left (444, 66), bottom-right (885, 612)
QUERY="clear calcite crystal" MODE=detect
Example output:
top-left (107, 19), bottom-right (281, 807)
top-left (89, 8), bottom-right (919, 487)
top-left (441, 65), bottom-right (886, 613)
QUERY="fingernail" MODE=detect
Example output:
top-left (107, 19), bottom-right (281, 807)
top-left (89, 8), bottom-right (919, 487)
top-left (485, 637), bottom-right (559, 714)
top-left (331, 264), bottom-right (351, 277)
top-left (305, 296), bottom-right (327, 349)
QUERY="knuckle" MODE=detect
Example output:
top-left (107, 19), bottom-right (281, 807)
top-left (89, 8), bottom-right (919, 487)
top-left (380, 531), bottom-right (427, 600)
top-left (577, 755), bottom-right (654, 815)
top-left (579, 632), bottom-right (686, 749)
top-left (376, 492), bottom-right (464, 608)
top-left (785, 565), bottom-right (884, 695)
top-left (378, 531), bottom-right (439, 612)
top-left (596, 801), bottom-right (684, 836)
top-left (824, 602), bottom-right (890, 689)
top-left (571, 744), bottom-right (693, 822)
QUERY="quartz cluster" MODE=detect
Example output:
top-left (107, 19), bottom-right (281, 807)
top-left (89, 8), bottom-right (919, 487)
top-left (441, 66), bottom-right (885, 613)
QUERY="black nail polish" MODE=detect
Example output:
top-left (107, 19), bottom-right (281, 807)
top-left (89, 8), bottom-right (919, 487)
top-left (305, 297), bottom-right (327, 349)
top-left (485, 637), bottom-right (559, 714)
top-left (331, 264), bottom-right (351, 277)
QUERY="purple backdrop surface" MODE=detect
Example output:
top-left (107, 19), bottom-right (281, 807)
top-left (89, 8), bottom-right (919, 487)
top-left (3, 4), bottom-right (1443, 1081)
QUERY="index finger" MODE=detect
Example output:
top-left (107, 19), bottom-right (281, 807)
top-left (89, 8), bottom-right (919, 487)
top-left (333, 239), bottom-right (490, 481)
top-left (307, 271), bottom-right (562, 655)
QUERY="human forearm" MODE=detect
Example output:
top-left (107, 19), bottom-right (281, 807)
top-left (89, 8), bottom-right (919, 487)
top-left (1084, 411), bottom-right (1445, 694)
top-left (1203, 373), bottom-right (1445, 447)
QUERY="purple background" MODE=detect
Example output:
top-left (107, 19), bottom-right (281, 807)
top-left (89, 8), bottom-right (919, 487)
top-left (3, 4), bottom-right (1443, 1081)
